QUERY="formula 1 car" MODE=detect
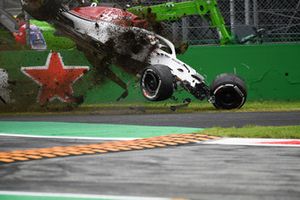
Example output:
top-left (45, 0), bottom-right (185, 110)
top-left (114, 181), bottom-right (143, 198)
top-left (20, 0), bottom-right (247, 109)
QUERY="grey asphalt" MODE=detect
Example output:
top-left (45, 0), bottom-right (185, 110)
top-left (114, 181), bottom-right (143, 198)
top-left (1, 111), bottom-right (300, 200)
top-left (1, 111), bottom-right (300, 128)
top-left (1, 143), bottom-right (300, 200)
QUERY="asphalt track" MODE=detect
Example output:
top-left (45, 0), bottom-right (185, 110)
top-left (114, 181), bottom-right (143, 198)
top-left (1, 139), bottom-right (300, 200)
top-left (1, 111), bottom-right (300, 127)
top-left (1, 111), bottom-right (300, 200)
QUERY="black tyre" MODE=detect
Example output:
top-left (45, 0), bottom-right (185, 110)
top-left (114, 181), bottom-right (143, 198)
top-left (140, 65), bottom-right (174, 101)
top-left (210, 73), bottom-right (247, 109)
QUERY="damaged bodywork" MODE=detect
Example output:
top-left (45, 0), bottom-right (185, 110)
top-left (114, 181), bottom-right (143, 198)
top-left (20, 0), bottom-right (247, 109)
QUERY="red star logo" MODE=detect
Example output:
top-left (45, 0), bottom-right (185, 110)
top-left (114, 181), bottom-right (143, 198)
top-left (21, 52), bottom-right (89, 104)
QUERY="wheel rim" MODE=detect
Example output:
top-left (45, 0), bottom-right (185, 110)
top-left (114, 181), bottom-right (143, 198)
top-left (214, 85), bottom-right (245, 109)
top-left (144, 72), bottom-right (159, 93)
top-left (142, 69), bottom-right (161, 99)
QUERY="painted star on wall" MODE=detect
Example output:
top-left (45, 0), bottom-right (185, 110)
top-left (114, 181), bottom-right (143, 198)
top-left (21, 52), bottom-right (89, 104)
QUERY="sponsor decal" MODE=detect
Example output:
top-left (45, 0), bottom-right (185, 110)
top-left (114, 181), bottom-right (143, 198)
top-left (21, 52), bottom-right (89, 104)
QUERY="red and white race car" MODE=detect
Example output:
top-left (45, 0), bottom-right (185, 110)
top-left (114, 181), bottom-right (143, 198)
top-left (21, 0), bottom-right (247, 109)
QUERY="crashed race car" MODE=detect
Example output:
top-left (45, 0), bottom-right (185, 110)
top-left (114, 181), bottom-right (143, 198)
top-left (21, 0), bottom-right (247, 109)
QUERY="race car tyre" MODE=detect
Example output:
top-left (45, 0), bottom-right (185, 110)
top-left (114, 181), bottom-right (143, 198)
top-left (210, 73), bottom-right (247, 109)
top-left (140, 65), bottom-right (174, 101)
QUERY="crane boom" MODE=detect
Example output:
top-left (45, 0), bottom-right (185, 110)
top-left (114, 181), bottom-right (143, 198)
top-left (128, 0), bottom-right (233, 44)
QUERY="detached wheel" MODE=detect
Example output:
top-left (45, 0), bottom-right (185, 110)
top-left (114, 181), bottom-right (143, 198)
top-left (211, 73), bottom-right (247, 109)
top-left (140, 65), bottom-right (174, 101)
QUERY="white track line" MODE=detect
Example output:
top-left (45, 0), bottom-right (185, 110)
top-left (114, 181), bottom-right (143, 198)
top-left (3, 132), bottom-right (299, 147)
top-left (0, 133), bottom-right (138, 141)
top-left (203, 138), bottom-right (300, 147)
top-left (0, 191), bottom-right (177, 200)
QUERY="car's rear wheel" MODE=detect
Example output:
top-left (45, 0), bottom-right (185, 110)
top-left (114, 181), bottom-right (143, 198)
top-left (210, 73), bottom-right (247, 109)
top-left (140, 65), bottom-right (174, 101)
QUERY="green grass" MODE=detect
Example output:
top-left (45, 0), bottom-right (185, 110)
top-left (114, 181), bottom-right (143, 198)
top-left (201, 125), bottom-right (300, 139)
top-left (79, 100), bottom-right (300, 113)
top-left (240, 101), bottom-right (300, 112)
top-left (1, 101), bottom-right (300, 115)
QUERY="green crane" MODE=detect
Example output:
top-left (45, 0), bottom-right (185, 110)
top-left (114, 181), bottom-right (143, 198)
top-left (127, 0), bottom-right (233, 45)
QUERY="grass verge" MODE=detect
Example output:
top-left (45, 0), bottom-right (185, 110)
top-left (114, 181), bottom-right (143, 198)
top-left (201, 125), bottom-right (300, 139)
top-left (80, 101), bottom-right (300, 113)
top-left (1, 101), bottom-right (300, 116)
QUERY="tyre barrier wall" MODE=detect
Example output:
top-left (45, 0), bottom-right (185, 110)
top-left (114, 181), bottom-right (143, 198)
top-left (0, 43), bottom-right (299, 111)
